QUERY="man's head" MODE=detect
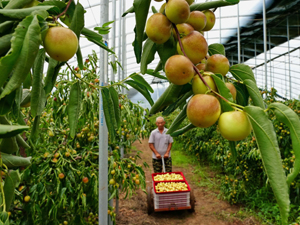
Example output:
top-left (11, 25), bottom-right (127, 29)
top-left (156, 116), bottom-right (165, 130)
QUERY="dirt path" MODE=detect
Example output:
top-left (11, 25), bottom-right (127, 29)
top-left (116, 139), bottom-right (261, 225)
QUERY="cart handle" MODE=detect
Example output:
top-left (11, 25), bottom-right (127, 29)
top-left (162, 157), bottom-right (166, 173)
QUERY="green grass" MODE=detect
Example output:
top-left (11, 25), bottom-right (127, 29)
top-left (172, 142), bottom-right (191, 168)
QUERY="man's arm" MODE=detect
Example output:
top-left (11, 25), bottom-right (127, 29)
top-left (149, 143), bottom-right (161, 159)
top-left (163, 143), bottom-right (172, 158)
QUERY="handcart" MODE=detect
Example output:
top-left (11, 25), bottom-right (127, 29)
top-left (147, 157), bottom-right (195, 214)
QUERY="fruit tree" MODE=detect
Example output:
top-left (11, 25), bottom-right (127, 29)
top-left (123, 0), bottom-right (300, 224)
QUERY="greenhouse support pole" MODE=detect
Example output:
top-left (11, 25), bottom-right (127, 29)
top-left (111, 0), bottom-right (116, 82)
top-left (268, 30), bottom-right (273, 87)
top-left (287, 17), bottom-right (292, 99)
top-left (99, 1), bottom-right (109, 225)
top-left (237, 4), bottom-right (240, 64)
top-left (122, 0), bottom-right (126, 94)
top-left (219, 8), bottom-right (221, 43)
top-left (254, 41), bottom-right (257, 80)
top-left (118, 0), bottom-right (122, 81)
top-left (262, 0), bottom-right (268, 90)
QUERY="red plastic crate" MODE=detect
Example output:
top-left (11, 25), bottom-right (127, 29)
top-left (152, 171), bottom-right (186, 182)
top-left (153, 180), bottom-right (191, 194)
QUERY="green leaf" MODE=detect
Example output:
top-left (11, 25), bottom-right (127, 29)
top-left (0, 15), bottom-right (41, 99)
top-left (31, 48), bottom-right (46, 117)
top-left (3, 170), bottom-right (20, 211)
top-left (101, 88), bottom-right (115, 143)
top-left (108, 86), bottom-right (121, 128)
top-left (68, 81), bottom-right (81, 139)
top-left (0, 5), bottom-right (57, 19)
top-left (13, 86), bottom-right (22, 119)
top-left (154, 60), bottom-right (163, 73)
top-left (69, 2), bottom-right (84, 38)
top-left (2, 152), bottom-right (31, 168)
top-left (44, 58), bottom-right (61, 95)
top-left (235, 83), bottom-right (249, 107)
top-left (122, 6), bottom-right (134, 17)
top-left (156, 36), bottom-right (177, 69)
top-left (146, 69), bottom-right (167, 80)
top-left (170, 123), bottom-right (196, 137)
top-left (125, 80), bottom-right (154, 106)
top-left (167, 104), bottom-right (187, 134)
top-left (244, 79), bottom-right (265, 109)
top-left (0, 211), bottom-right (9, 225)
top-left (208, 43), bottom-right (225, 56)
top-left (163, 90), bottom-right (193, 116)
top-left (0, 89), bottom-right (16, 115)
top-left (23, 72), bottom-right (32, 89)
top-left (149, 83), bottom-right (183, 114)
top-left (0, 124), bottom-right (28, 138)
top-left (268, 103), bottom-right (300, 185)
top-left (30, 115), bottom-right (40, 142)
top-left (132, 0), bottom-right (151, 63)
top-left (4, 0), bottom-right (36, 9)
top-left (20, 89), bottom-right (31, 107)
top-left (229, 64), bottom-right (256, 83)
top-left (229, 141), bottom-right (237, 162)
top-left (244, 106), bottom-right (289, 225)
top-left (151, 6), bottom-right (158, 13)
top-left (16, 133), bottom-right (30, 149)
top-left (211, 74), bottom-right (234, 112)
top-left (190, 0), bottom-right (239, 11)
top-left (131, 73), bottom-right (154, 93)
top-left (0, 136), bottom-right (18, 154)
top-left (81, 27), bottom-right (115, 54)
top-left (0, 21), bottom-right (14, 35)
top-left (0, 33), bottom-right (11, 56)
top-left (76, 46), bottom-right (83, 70)
top-left (141, 38), bottom-right (157, 74)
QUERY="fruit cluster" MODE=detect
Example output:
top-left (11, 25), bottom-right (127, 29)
top-left (153, 173), bottom-right (184, 181)
top-left (155, 182), bottom-right (188, 192)
top-left (147, 0), bottom-right (251, 142)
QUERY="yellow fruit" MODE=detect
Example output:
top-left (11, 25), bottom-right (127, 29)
top-left (24, 195), bottom-right (30, 202)
top-left (43, 27), bottom-right (78, 62)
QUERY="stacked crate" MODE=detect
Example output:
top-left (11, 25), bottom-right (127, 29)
top-left (152, 172), bottom-right (191, 211)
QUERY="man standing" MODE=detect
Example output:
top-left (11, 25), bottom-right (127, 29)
top-left (149, 116), bottom-right (173, 173)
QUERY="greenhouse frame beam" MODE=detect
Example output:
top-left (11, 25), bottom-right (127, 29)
top-left (252, 46), bottom-right (300, 70)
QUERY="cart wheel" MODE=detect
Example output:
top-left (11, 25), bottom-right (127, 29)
top-left (147, 186), bottom-right (154, 215)
top-left (189, 187), bottom-right (195, 212)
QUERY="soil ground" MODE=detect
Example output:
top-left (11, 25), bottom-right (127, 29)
top-left (116, 139), bottom-right (262, 225)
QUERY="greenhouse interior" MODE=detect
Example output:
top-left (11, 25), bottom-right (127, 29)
top-left (0, 0), bottom-right (300, 225)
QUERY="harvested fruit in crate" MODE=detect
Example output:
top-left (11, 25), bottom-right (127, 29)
top-left (153, 173), bottom-right (184, 181)
top-left (155, 182), bottom-right (188, 193)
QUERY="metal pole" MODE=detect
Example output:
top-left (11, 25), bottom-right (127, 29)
top-left (122, 0), bottom-right (126, 94)
top-left (99, 1), bottom-right (109, 225)
top-left (254, 41), bottom-right (257, 80)
top-left (237, 4), bottom-right (241, 64)
top-left (219, 8), bottom-right (221, 44)
top-left (111, 0), bottom-right (116, 82)
top-left (268, 30), bottom-right (272, 88)
top-left (287, 17), bottom-right (292, 99)
top-left (118, 0), bottom-right (122, 81)
top-left (263, 0), bottom-right (268, 90)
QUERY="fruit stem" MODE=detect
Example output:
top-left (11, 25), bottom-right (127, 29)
top-left (227, 77), bottom-right (243, 84)
top-left (55, 0), bottom-right (73, 21)
top-left (66, 63), bottom-right (100, 89)
top-left (172, 23), bottom-right (229, 103)
top-left (232, 106), bottom-right (243, 112)
top-left (229, 102), bottom-right (244, 110)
